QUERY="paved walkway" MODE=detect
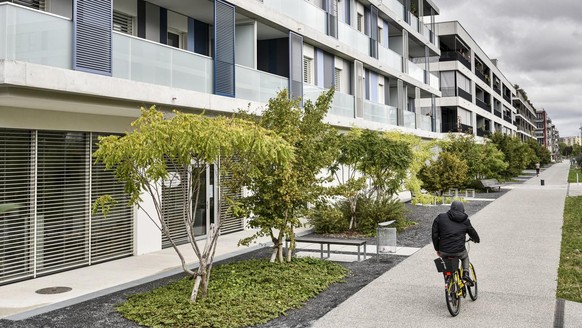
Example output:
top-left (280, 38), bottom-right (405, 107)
top-left (312, 161), bottom-right (580, 328)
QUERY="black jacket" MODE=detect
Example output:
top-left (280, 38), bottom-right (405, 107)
top-left (432, 202), bottom-right (480, 253)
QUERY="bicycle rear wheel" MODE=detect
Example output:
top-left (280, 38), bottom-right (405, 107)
top-left (445, 272), bottom-right (461, 316)
top-left (467, 263), bottom-right (478, 301)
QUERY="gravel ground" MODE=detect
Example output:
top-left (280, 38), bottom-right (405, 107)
top-left (0, 188), bottom-right (512, 328)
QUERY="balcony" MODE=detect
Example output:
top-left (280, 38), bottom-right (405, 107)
top-left (403, 111), bottom-right (416, 129)
top-left (503, 94), bottom-right (511, 103)
top-left (378, 45), bottom-right (402, 72)
top-left (384, 0), bottom-right (404, 20)
top-left (442, 122), bottom-right (473, 134)
top-left (409, 14), bottom-right (419, 33)
top-left (476, 98), bottom-right (490, 111)
top-left (363, 101), bottom-right (398, 126)
top-left (476, 128), bottom-right (489, 137)
top-left (304, 85), bottom-right (355, 119)
top-left (338, 21), bottom-right (369, 57)
top-left (458, 88), bottom-right (472, 102)
top-left (493, 85), bottom-right (501, 95)
top-left (236, 65), bottom-right (288, 103)
top-left (429, 73), bottom-right (440, 90)
top-left (0, 4), bottom-right (72, 69)
top-left (408, 61), bottom-right (425, 84)
top-left (475, 69), bottom-right (488, 84)
top-left (494, 110), bottom-right (502, 118)
top-left (263, 0), bottom-right (326, 35)
top-left (440, 51), bottom-right (471, 70)
top-left (114, 33), bottom-right (213, 93)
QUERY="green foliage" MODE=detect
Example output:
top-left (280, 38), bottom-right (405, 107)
top-left (306, 202), bottom-right (349, 234)
top-left (419, 152), bottom-right (469, 195)
top-left (384, 131), bottom-right (435, 195)
top-left (526, 138), bottom-right (551, 166)
top-left (117, 257), bottom-right (347, 328)
top-left (488, 132), bottom-right (536, 179)
top-left (92, 106), bottom-right (294, 301)
top-left (354, 195), bottom-right (410, 234)
top-left (557, 196), bottom-right (582, 303)
top-left (237, 89), bottom-right (340, 262)
top-left (440, 134), bottom-right (507, 183)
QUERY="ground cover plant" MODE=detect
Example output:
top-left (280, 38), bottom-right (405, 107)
top-left (568, 168), bottom-right (582, 183)
top-left (557, 194), bottom-right (582, 303)
top-left (116, 257), bottom-right (347, 328)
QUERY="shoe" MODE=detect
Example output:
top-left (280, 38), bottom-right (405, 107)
top-left (463, 271), bottom-right (474, 286)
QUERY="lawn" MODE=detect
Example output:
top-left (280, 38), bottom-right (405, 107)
top-left (116, 257), bottom-right (347, 328)
top-left (567, 168), bottom-right (582, 183)
top-left (557, 195), bottom-right (582, 302)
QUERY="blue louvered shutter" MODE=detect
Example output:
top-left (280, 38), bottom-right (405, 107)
top-left (214, 0), bottom-right (235, 97)
top-left (73, 0), bottom-right (112, 76)
top-left (289, 32), bottom-right (303, 103)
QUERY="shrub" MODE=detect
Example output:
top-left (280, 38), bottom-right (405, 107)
top-left (307, 202), bottom-right (349, 234)
top-left (354, 195), bottom-right (409, 234)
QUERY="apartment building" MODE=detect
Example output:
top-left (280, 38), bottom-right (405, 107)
top-left (0, 0), bottom-right (442, 285)
top-left (561, 136), bottom-right (582, 147)
top-left (535, 109), bottom-right (559, 161)
top-left (422, 21), bottom-right (518, 137)
top-left (513, 88), bottom-right (537, 142)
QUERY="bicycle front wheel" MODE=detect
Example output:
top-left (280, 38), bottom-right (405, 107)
top-left (445, 272), bottom-right (461, 316)
top-left (467, 263), bottom-right (478, 301)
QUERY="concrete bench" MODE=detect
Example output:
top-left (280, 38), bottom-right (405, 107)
top-left (480, 179), bottom-right (502, 192)
top-left (286, 237), bottom-right (367, 262)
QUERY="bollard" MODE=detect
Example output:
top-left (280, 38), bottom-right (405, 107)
top-left (541, 179), bottom-right (545, 186)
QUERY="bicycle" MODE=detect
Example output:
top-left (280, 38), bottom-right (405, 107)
top-left (433, 240), bottom-right (478, 316)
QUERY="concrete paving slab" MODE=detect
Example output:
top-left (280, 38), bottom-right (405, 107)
top-left (565, 300), bottom-right (582, 327)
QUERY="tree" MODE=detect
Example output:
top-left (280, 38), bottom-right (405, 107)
top-left (489, 132), bottom-right (535, 179)
top-left (238, 89), bottom-right (339, 263)
top-left (419, 152), bottom-right (469, 195)
top-left (383, 131), bottom-right (435, 196)
top-left (441, 134), bottom-right (507, 182)
top-left (326, 129), bottom-right (412, 230)
top-left (92, 107), bottom-right (293, 302)
top-left (527, 138), bottom-right (551, 165)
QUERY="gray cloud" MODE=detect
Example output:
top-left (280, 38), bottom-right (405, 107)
top-left (436, 0), bottom-right (582, 137)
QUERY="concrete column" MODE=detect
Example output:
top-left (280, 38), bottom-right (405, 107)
top-left (402, 30), bottom-right (409, 73)
top-left (417, 0), bottom-right (423, 33)
top-left (414, 86), bottom-right (420, 129)
top-left (397, 79), bottom-right (405, 126)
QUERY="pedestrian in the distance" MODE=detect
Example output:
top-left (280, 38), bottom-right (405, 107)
top-left (535, 162), bottom-right (540, 177)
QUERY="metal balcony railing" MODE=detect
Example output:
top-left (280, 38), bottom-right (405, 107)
top-left (440, 51), bottom-right (471, 70)
top-left (476, 98), bottom-right (490, 111)
top-left (442, 122), bottom-right (473, 134)
top-left (458, 88), bottom-right (472, 102)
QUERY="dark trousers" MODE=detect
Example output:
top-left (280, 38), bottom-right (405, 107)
top-left (440, 249), bottom-right (470, 274)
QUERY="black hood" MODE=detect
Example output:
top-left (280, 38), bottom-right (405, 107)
top-left (447, 200), bottom-right (468, 223)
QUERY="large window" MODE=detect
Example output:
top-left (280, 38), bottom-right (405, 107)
top-left (0, 129), bottom-right (133, 285)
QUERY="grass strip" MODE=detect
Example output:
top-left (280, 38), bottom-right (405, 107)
top-left (117, 257), bottom-right (347, 328)
top-left (557, 196), bottom-right (582, 302)
top-left (568, 168), bottom-right (582, 183)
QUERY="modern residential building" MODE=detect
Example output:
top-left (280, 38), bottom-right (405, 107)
top-left (512, 88), bottom-right (537, 142)
top-left (535, 109), bottom-right (560, 161)
top-left (561, 136), bottom-right (582, 147)
top-left (0, 0), bottom-right (444, 285)
top-left (424, 21), bottom-right (518, 138)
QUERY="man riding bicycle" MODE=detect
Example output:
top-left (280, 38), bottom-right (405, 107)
top-left (432, 200), bottom-right (480, 285)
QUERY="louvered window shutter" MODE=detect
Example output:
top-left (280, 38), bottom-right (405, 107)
top-left (214, 0), bottom-right (235, 97)
top-left (289, 31), bottom-right (303, 102)
top-left (113, 10), bottom-right (134, 35)
top-left (73, 0), bottom-right (112, 76)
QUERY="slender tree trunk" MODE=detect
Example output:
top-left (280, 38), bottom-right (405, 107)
top-left (190, 261), bottom-right (207, 302)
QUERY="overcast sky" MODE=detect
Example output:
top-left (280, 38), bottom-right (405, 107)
top-left (435, 0), bottom-right (582, 138)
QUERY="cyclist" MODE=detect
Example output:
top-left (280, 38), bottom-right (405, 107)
top-left (432, 200), bottom-right (480, 285)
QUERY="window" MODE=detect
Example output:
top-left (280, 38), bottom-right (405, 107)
top-left (357, 13), bottom-right (363, 32)
top-left (377, 26), bottom-right (383, 45)
top-left (334, 68), bottom-right (341, 92)
top-left (113, 10), bottom-right (134, 35)
top-left (167, 32), bottom-right (181, 48)
top-left (303, 57), bottom-right (313, 84)
top-left (12, 0), bottom-right (45, 10)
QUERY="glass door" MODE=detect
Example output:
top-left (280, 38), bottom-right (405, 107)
top-left (193, 164), bottom-right (217, 238)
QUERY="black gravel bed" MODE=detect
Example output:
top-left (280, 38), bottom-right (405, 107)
top-left (0, 189), bottom-right (511, 328)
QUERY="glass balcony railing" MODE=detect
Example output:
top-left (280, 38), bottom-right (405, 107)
top-left (419, 115), bottom-right (431, 131)
top-left (363, 100), bottom-right (397, 125)
top-left (429, 73), bottom-right (440, 89)
top-left (113, 33), bottom-right (213, 93)
top-left (236, 65), bottom-right (288, 103)
top-left (408, 61), bottom-right (425, 83)
top-left (263, 0), bottom-right (326, 35)
top-left (304, 85), bottom-right (355, 119)
top-left (403, 110), bottom-right (416, 129)
top-left (378, 45), bottom-right (402, 72)
top-left (338, 21), bottom-right (369, 55)
top-left (409, 14), bottom-right (419, 33)
top-left (0, 4), bottom-right (72, 69)
top-left (385, 0), bottom-right (404, 20)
